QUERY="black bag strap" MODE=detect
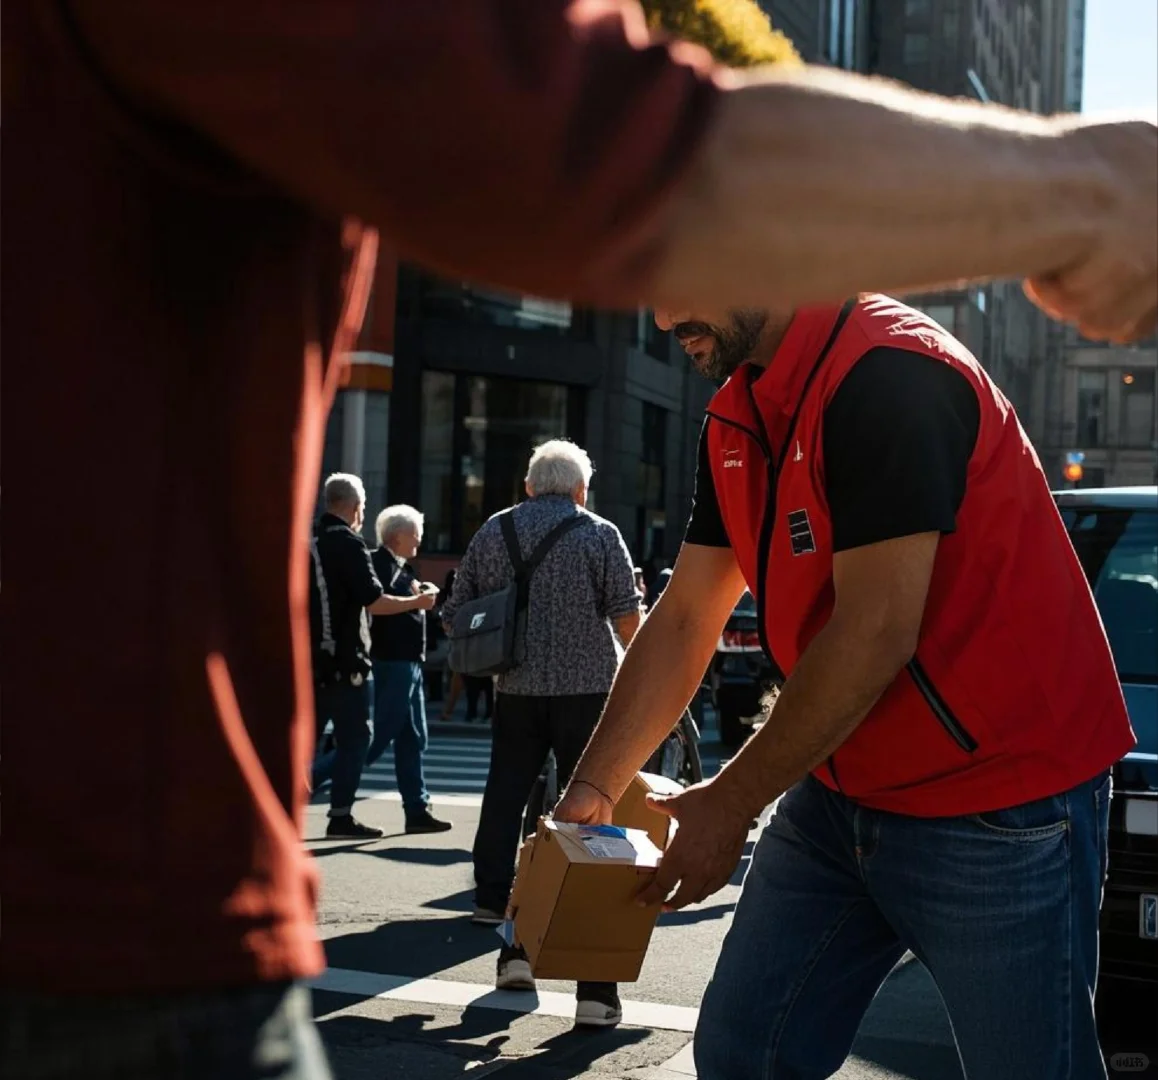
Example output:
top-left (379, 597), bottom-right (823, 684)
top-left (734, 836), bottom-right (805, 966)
top-left (500, 510), bottom-right (590, 585)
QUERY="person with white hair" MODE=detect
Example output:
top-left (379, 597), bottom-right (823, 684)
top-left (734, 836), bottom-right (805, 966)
top-left (362, 505), bottom-right (451, 834)
top-left (309, 476), bottom-right (438, 839)
top-left (441, 438), bottom-right (643, 1028)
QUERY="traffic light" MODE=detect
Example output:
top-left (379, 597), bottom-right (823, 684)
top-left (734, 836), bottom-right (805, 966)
top-left (1063, 462), bottom-right (1084, 484)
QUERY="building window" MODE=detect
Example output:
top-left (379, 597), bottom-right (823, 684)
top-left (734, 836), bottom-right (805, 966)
top-left (418, 276), bottom-right (573, 335)
top-left (944, 10), bottom-right (960, 40)
top-left (637, 402), bottom-right (668, 563)
top-left (636, 310), bottom-right (671, 362)
top-left (903, 32), bottom-right (930, 64)
top-left (905, 0), bottom-right (931, 17)
top-left (1077, 370), bottom-right (1107, 447)
top-left (419, 372), bottom-right (456, 552)
top-left (1121, 369), bottom-right (1156, 448)
top-left (419, 371), bottom-right (578, 553)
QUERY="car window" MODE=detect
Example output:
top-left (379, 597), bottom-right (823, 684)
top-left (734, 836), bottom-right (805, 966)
top-left (1061, 507), bottom-right (1158, 683)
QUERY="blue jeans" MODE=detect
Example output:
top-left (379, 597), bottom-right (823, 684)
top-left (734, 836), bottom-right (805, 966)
top-left (366, 659), bottom-right (430, 817)
top-left (311, 677), bottom-right (372, 817)
top-left (695, 772), bottom-right (1112, 1080)
top-left (0, 982), bottom-right (329, 1080)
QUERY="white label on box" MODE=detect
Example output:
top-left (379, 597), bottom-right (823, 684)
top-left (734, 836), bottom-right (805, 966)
top-left (582, 835), bottom-right (638, 860)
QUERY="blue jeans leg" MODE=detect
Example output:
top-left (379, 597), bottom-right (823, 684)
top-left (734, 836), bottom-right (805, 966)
top-left (369, 661), bottom-right (430, 816)
top-left (866, 771), bottom-right (1112, 1080)
top-left (694, 777), bottom-right (906, 1080)
top-left (318, 679), bottom-right (371, 817)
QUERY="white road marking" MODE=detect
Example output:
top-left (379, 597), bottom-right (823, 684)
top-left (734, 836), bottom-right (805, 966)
top-left (370, 762), bottom-right (490, 777)
top-left (312, 966), bottom-right (699, 1033)
top-left (654, 1042), bottom-right (697, 1077)
top-left (360, 790), bottom-right (484, 807)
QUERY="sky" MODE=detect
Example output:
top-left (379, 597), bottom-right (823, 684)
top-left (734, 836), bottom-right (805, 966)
top-left (1082, 0), bottom-right (1158, 113)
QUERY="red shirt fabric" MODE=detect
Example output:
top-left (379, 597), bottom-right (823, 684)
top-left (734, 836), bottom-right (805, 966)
top-left (705, 297), bottom-right (1134, 816)
top-left (1, 1), bottom-right (720, 992)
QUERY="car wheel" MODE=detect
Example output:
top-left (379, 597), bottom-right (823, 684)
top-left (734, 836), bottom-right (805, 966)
top-left (718, 707), bottom-right (746, 750)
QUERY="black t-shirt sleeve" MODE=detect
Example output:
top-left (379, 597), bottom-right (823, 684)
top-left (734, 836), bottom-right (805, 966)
top-left (684, 419), bottom-right (731, 548)
top-left (823, 348), bottom-right (981, 553)
top-left (343, 535), bottom-right (385, 607)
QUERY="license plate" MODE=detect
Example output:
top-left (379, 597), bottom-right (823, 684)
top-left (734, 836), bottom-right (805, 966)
top-left (1142, 894), bottom-right (1158, 941)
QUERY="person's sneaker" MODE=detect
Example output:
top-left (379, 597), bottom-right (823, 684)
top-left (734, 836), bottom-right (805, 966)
top-left (496, 945), bottom-right (536, 991)
top-left (575, 982), bottom-right (622, 1028)
top-left (472, 902), bottom-right (504, 926)
top-left (325, 815), bottom-right (384, 840)
top-left (471, 906), bottom-right (505, 927)
top-left (405, 809), bottom-right (453, 834)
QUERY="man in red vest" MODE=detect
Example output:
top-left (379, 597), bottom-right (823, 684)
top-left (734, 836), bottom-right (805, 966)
top-left (557, 295), bottom-right (1133, 1079)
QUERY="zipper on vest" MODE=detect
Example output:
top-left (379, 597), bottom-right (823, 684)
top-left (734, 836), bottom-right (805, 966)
top-left (745, 383), bottom-right (787, 690)
top-left (705, 408), bottom-right (787, 685)
top-left (907, 657), bottom-right (978, 753)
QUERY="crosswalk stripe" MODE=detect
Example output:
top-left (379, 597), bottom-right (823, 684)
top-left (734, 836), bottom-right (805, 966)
top-left (368, 762), bottom-right (490, 777)
top-left (362, 790), bottom-right (484, 806)
top-left (312, 966), bottom-right (699, 1033)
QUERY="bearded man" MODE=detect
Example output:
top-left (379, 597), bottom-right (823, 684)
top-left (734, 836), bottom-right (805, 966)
top-left (555, 295), bottom-right (1132, 1080)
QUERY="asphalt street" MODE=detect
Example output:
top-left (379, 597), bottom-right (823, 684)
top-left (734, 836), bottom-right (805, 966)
top-left (307, 720), bottom-right (1158, 1079)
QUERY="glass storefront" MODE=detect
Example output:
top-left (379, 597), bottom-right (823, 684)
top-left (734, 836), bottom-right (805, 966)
top-left (636, 402), bottom-right (668, 564)
top-left (418, 277), bottom-right (574, 335)
top-left (420, 371), bottom-right (578, 553)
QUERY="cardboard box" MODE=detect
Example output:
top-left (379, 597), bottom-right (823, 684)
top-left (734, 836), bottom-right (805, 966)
top-left (512, 819), bottom-right (664, 982)
top-left (612, 771), bottom-right (684, 850)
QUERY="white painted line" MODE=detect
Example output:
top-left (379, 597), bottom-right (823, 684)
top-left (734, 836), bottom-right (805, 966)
top-left (382, 746), bottom-right (492, 759)
top-left (312, 967), bottom-right (699, 1033)
top-left (365, 763), bottom-right (490, 777)
top-left (656, 1041), bottom-right (696, 1077)
top-left (360, 790), bottom-right (484, 807)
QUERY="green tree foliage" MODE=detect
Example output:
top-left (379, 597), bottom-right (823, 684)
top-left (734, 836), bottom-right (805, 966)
top-left (639, 0), bottom-right (801, 68)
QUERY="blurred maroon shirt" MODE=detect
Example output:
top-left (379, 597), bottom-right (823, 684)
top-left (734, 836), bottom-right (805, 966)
top-left (2, 1), bottom-right (718, 991)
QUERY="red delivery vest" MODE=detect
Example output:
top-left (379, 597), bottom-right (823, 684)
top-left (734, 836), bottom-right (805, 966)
top-left (705, 295), bottom-right (1133, 815)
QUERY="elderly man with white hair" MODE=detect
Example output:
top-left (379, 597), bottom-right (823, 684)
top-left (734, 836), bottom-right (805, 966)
top-left (442, 439), bottom-right (642, 1028)
top-left (364, 504), bottom-right (452, 834)
top-left (310, 476), bottom-right (439, 839)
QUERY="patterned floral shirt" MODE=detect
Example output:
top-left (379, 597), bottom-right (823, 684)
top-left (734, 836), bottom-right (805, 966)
top-left (442, 495), bottom-right (640, 696)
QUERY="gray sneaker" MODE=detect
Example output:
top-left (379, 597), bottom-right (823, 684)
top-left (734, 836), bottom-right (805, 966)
top-left (496, 945), bottom-right (536, 992)
top-left (575, 982), bottom-right (622, 1028)
top-left (471, 906), bottom-right (505, 927)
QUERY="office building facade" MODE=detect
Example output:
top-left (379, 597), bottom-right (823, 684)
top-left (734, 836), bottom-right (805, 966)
top-left (320, 260), bottom-right (714, 578)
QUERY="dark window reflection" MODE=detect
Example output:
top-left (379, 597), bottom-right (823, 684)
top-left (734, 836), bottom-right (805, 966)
top-left (419, 371), bottom-right (573, 553)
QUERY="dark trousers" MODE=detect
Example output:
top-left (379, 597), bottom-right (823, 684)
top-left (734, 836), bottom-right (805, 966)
top-left (312, 678), bottom-right (372, 817)
top-left (473, 692), bottom-right (606, 913)
top-left (464, 676), bottom-right (493, 720)
top-left (0, 982), bottom-right (329, 1080)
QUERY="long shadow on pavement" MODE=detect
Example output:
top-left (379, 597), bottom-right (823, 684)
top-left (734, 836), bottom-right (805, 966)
top-left (323, 914), bottom-right (501, 984)
top-left (658, 902), bottom-right (734, 927)
top-left (423, 888), bottom-right (476, 914)
top-left (308, 843), bottom-right (473, 866)
top-left (470, 1025), bottom-right (649, 1080)
top-left (313, 1002), bottom-right (650, 1080)
top-left (313, 1006), bottom-right (507, 1078)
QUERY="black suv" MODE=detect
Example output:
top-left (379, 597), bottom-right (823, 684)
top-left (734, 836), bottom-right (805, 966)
top-left (708, 591), bottom-right (776, 748)
top-left (1056, 486), bottom-right (1158, 988)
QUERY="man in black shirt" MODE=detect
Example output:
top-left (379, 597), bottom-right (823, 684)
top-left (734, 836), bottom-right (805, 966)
top-left (683, 340), bottom-right (979, 552)
top-left (310, 475), bottom-right (437, 839)
top-left (554, 302), bottom-right (1119, 1077)
top-left (367, 506), bottom-right (452, 835)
